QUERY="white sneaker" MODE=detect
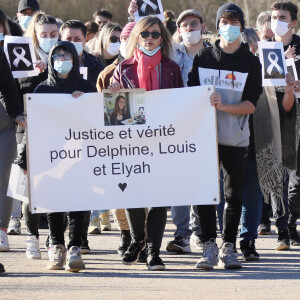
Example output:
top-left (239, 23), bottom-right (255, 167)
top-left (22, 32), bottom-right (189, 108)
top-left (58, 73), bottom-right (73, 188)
top-left (190, 234), bottom-right (204, 251)
top-left (88, 217), bottom-right (101, 234)
top-left (218, 242), bottom-right (242, 269)
top-left (7, 217), bottom-right (21, 235)
top-left (0, 230), bottom-right (10, 252)
top-left (65, 246), bottom-right (85, 272)
top-left (47, 244), bottom-right (66, 270)
top-left (100, 211), bottom-right (111, 231)
top-left (26, 235), bottom-right (41, 259)
top-left (195, 239), bottom-right (219, 270)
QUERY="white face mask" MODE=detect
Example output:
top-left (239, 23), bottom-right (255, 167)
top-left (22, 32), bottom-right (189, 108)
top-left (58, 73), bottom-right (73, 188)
top-left (271, 19), bottom-right (291, 37)
top-left (107, 42), bottom-right (120, 56)
top-left (181, 30), bottom-right (202, 46)
top-left (120, 41), bottom-right (127, 58)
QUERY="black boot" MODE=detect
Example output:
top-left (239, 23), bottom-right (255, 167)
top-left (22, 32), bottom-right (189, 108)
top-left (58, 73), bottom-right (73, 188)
top-left (118, 230), bottom-right (131, 256)
top-left (0, 263), bottom-right (5, 273)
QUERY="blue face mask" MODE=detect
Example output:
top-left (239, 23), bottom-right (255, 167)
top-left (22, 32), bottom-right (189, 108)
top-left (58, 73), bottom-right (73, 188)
top-left (72, 42), bottom-right (84, 56)
top-left (19, 15), bottom-right (32, 30)
top-left (0, 33), bottom-right (4, 41)
top-left (38, 38), bottom-right (58, 54)
top-left (54, 60), bottom-right (73, 74)
top-left (139, 45), bottom-right (161, 56)
top-left (219, 24), bottom-right (241, 43)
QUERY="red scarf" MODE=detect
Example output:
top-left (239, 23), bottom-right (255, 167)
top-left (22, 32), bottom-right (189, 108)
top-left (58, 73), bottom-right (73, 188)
top-left (134, 48), bottom-right (161, 91)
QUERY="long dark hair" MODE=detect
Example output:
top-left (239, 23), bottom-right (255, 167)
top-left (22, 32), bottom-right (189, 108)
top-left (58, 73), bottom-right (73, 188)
top-left (113, 95), bottom-right (127, 115)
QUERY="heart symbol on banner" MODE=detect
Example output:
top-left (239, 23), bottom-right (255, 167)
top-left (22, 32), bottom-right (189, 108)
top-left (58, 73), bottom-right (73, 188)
top-left (118, 183), bottom-right (127, 192)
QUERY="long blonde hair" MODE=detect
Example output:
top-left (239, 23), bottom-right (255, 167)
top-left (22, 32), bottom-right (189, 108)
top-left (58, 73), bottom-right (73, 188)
top-left (24, 12), bottom-right (58, 49)
top-left (92, 22), bottom-right (122, 58)
top-left (126, 16), bottom-right (171, 59)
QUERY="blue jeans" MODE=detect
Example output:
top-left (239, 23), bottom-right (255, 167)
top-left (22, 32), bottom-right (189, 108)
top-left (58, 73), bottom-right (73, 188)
top-left (90, 210), bottom-right (109, 221)
top-left (240, 160), bottom-right (263, 241)
top-left (11, 199), bottom-right (22, 218)
top-left (171, 206), bottom-right (192, 238)
top-left (271, 176), bottom-right (289, 232)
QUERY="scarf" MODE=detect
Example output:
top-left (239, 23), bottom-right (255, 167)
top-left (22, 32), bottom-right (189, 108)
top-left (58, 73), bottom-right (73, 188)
top-left (133, 47), bottom-right (161, 91)
top-left (253, 86), bottom-right (300, 215)
top-left (35, 47), bottom-right (49, 64)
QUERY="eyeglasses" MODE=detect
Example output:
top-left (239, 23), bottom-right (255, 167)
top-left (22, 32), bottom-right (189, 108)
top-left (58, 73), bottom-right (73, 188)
top-left (52, 53), bottom-right (73, 61)
top-left (110, 36), bottom-right (121, 43)
top-left (180, 21), bottom-right (201, 29)
top-left (140, 31), bottom-right (161, 39)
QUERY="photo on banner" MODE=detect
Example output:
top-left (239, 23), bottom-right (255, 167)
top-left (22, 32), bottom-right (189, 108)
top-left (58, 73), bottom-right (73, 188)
top-left (103, 89), bottom-right (146, 126)
top-left (286, 58), bottom-right (300, 98)
top-left (4, 36), bottom-right (39, 78)
top-left (134, 0), bottom-right (165, 21)
top-left (258, 41), bottom-right (287, 86)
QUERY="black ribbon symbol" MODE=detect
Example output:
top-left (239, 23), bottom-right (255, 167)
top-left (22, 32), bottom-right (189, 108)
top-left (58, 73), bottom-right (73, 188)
top-left (12, 46), bottom-right (31, 68)
top-left (140, 0), bottom-right (158, 13)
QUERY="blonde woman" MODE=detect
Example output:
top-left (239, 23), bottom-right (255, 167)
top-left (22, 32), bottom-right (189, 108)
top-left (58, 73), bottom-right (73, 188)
top-left (110, 16), bottom-right (183, 271)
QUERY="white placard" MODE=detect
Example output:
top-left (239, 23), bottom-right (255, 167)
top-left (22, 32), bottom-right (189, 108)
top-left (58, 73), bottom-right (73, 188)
top-left (286, 58), bottom-right (300, 98)
top-left (134, 0), bottom-right (165, 22)
top-left (80, 67), bottom-right (87, 80)
top-left (258, 41), bottom-right (287, 87)
top-left (4, 36), bottom-right (39, 78)
top-left (26, 86), bottom-right (219, 213)
top-left (7, 164), bottom-right (29, 203)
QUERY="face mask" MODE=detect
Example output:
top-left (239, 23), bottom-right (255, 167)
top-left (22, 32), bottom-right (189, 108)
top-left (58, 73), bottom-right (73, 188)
top-left (181, 30), bottom-right (202, 46)
top-left (72, 42), bottom-right (84, 56)
top-left (19, 15), bottom-right (32, 30)
top-left (219, 24), bottom-right (241, 43)
top-left (271, 19), bottom-right (291, 37)
top-left (38, 38), bottom-right (58, 54)
top-left (54, 60), bottom-right (73, 74)
top-left (120, 41), bottom-right (127, 58)
top-left (107, 42), bottom-right (120, 56)
top-left (0, 33), bottom-right (4, 41)
top-left (139, 45), bottom-right (161, 56)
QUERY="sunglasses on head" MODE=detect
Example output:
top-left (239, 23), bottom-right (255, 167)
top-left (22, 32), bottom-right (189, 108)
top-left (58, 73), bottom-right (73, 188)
top-left (110, 36), bottom-right (121, 43)
top-left (140, 31), bottom-right (161, 39)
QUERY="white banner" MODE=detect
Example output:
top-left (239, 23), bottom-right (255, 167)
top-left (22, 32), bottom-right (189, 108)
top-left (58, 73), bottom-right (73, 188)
top-left (26, 86), bottom-right (219, 213)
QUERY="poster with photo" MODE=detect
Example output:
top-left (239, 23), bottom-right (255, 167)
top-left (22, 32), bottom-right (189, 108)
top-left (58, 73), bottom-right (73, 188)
top-left (258, 41), bottom-right (287, 86)
top-left (286, 58), bottom-right (300, 98)
top-left (103, 89), bottom-right (146, 126)
top-left (4, 36), bottom-right (39, 78)
top-left (134, 0), bottom-right (165, 22)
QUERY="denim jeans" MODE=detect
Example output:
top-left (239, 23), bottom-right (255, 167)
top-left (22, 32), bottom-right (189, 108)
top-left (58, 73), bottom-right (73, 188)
top-left (90, 210), bottom-right (109, 220)
top-left (240, 160), bottom-right (263, 241)
top-left (171, 206), bottom-right (192, 239)
top-left (11, 199), bottom-right (22, 218)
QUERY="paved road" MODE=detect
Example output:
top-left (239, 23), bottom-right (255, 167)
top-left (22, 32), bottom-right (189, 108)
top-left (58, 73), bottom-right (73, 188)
top-left (1, 212), bottom-right (300, 300)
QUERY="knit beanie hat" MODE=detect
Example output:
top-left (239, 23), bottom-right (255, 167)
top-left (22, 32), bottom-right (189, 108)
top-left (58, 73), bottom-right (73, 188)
top-left (216, 3), bottom-right (245, 31)
top-left (120, 22), bottom-right (136, 39)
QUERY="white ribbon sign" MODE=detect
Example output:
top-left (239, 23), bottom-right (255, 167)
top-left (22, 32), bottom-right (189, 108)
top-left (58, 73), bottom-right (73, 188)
top-left (12, 46), bottom-right (32, 68)
top-left (267, 51), bottom-right (284, 76)
top-left (140, 0), bottom-right (158, 13)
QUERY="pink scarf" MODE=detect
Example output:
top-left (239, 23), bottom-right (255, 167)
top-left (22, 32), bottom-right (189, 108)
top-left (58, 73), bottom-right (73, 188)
top-left (133, 48), bottom-right (161, 91)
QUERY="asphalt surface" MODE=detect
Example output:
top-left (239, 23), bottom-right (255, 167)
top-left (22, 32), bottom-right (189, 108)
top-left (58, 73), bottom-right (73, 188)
top-left (1, 212), bottom-right (300, 300)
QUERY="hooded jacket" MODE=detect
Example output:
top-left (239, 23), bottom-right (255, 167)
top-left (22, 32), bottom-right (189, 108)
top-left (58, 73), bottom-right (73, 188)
top-left (188, 40), bottom-right (263, 147)
top-left (34, 41), bottom-right (97, 94)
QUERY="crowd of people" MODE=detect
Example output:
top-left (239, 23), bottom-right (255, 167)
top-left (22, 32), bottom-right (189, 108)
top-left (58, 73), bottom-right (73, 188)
top-left (1, 0), bottom-right (300, 274)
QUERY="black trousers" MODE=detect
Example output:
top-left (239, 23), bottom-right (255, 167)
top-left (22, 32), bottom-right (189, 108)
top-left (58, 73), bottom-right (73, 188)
top-left (125, 207), bottom-right (167, 253)
top-left (197, 145), bottom-right (248, 244)
top-left (47, 211), bottom-right (85, 249)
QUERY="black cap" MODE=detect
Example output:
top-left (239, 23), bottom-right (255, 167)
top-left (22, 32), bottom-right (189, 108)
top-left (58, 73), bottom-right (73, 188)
top-left (216, 3), bottom-right (244, 31)
top-left (18, 0), bottom-right (40, 13)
